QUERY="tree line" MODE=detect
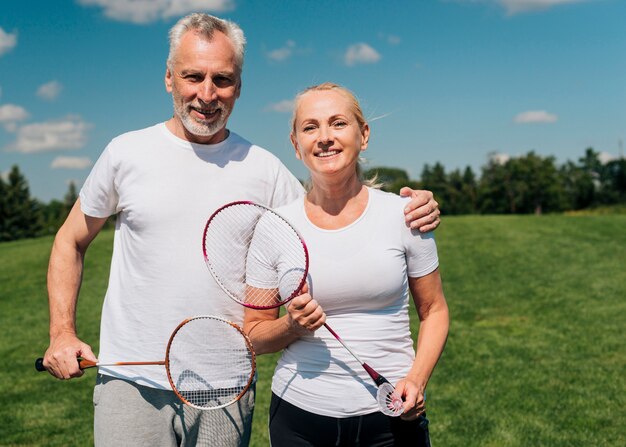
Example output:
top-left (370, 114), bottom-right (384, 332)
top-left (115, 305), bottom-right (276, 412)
top-left (0, 165), bottom-right (84, 242)
top-left (365, 147), bottom-right (626, 215)
top-left (1, 147), bottom-right (625, 242)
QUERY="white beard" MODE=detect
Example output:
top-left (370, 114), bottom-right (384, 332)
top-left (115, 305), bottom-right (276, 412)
top-left (172, 95), bottom-right (230, 138)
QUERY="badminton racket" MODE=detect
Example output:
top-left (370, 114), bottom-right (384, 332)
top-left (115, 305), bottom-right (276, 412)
top-left (35, 315), bottom-right (256, 410)
top-left (202, 201), bottom-right (407, 417)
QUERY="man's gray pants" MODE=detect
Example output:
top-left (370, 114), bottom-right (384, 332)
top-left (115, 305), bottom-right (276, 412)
top-left (93, 374), bottom-right (255, 446)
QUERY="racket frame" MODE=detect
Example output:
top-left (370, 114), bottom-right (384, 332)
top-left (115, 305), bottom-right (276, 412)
top-left (202, 200), bottom-right (310, 309)
top-left (164, 315), bottom-right (257, 410)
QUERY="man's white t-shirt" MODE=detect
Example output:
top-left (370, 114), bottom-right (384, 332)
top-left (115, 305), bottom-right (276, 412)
top-left (80, 123), bottom-right (304, 389)
top-left (270, 187), bottom-right (439, 417)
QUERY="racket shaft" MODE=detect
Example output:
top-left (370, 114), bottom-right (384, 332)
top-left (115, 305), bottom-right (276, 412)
top-left (323, 323), bottom-right (388, 386)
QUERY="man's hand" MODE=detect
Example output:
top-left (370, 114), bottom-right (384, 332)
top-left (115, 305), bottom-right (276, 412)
top-left (43, 332), bottom-right (97, 380)
top-left (400, 187), bottom-right (441, 233)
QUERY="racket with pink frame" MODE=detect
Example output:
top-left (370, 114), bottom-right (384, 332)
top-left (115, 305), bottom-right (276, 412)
top-left (36, 315), bottom-right (256, 410)
top-left (202, 200), bottom-right (405, 417)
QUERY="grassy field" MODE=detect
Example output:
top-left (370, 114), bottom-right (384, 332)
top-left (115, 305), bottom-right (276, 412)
top-left (1, 215), bottom-right (624, 446)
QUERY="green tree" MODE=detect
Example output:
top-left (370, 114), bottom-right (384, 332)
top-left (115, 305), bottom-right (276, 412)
top-left (559, 161), bottom-right (595, 210)
top-left (446, 167), bottom-right (478, 215)
top-left (63, 181), bottom-right (78, 213)
top-left (0, 165), bottom-right (43, 241)
top-left (420, 163), bottom-right (449, 211)
top-left (602, 159), bottom-right (626, 203)
top-left (478, 152), bottom-right (564, 214)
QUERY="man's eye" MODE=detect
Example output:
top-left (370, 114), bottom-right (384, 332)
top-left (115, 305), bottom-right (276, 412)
top-left (214, 76), bottom-right (234, 87)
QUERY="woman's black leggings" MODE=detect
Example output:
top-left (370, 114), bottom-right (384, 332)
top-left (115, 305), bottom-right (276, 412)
top-left (268, 393), bottom-right (431, 447)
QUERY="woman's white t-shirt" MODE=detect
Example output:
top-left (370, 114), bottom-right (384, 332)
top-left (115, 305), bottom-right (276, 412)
top-left (270, 187), bottom-right (439, 417)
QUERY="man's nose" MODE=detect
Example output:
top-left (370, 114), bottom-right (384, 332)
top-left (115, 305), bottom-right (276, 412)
top-left (197, 80), bottom-right (217, 103)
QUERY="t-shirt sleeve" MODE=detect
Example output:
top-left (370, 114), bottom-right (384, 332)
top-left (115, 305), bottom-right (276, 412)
top-left (400, 197), bottom-right (439, 278)
top-left (79, 143), bottom-right (120, 218)
top-left (268, 162), bottom-right (305, 208)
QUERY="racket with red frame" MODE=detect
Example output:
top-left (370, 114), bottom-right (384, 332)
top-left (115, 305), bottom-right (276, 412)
top-left (202, 201), bottom-right (408, 417)
top-left (36, 315), bottom-right (256, 410)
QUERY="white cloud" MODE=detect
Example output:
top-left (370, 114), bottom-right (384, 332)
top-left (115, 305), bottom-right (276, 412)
top-left (449, 0), bottom-right (591, 15)
top-left (6, 116), bottom-right (91, 154)
top-left (386, 35), bottom-right (401, 45)
top-left (344, 43), bottom-right (381, 67)
top-left (0, 27), bottom-right (17, 56)
top-left (379, 33), bottom-right (401, 45)
top-left (37, 81), bottom-right (63, 101)
top-left (51, 156), bottom-right (93, 170)
top-left (598, 151), bottom-right (617, 164)
top-left (498, 0), bottom-right (588, 15)
top-left (489, 152), bottom-right (511, 164)
top-left (514, 110), bottom-right (558, 124)
top-left (267, 40), bottom-right (296, 62)
top-left (77, 0), bottom-right (235, 24)
top-left (265, 99), bottom-right (295, 113)
top-left (0, 104), bottom-right (29, 131)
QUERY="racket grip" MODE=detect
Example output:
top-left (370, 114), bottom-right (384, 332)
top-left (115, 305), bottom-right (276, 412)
top-left (35, 357), bottom-right (46, 371)
top-left (34, 357), bottom-right (97, 371)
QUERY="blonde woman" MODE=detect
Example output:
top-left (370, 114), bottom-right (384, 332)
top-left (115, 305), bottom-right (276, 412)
top-left (244, 83), bottom-right (449, 446)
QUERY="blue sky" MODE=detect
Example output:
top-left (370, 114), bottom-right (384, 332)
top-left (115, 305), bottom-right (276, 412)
top-left (0, 0), bottom-right (624, 202)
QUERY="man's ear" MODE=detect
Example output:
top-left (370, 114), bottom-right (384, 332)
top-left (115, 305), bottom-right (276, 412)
top-left (235, 77), bottom-right (242, 99)
top-left (165, 67), bottom-right (173, 93)
top-left (290, 134), bottom-right (302, 160)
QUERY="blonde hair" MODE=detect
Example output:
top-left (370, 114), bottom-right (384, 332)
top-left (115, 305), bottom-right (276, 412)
top-left (290, 82), bottom-right (381, 189)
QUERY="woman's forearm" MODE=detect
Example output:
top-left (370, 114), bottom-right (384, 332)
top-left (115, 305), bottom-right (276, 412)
top-left (244, 313), bottom-right (304, 355)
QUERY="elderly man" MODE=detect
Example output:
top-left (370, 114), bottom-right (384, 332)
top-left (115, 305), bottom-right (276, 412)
top-left (42, 13), bottom-right (440, 447)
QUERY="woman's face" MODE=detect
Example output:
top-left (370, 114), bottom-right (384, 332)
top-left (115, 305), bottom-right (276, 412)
top-left (291, 89), bottom-right (369, 180)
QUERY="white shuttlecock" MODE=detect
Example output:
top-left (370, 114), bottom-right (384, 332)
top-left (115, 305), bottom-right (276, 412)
top-left (377, 382), bottom-right (404, 417)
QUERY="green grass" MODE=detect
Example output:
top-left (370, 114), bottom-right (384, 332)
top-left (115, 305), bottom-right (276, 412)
top-left (1, 215), bottom-right (624, 446)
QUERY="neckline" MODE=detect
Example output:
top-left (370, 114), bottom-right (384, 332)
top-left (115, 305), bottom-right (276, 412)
top-left (301, 187), bottom-right (372, 233)
top-left (159, 122), bottom-right (233, 152)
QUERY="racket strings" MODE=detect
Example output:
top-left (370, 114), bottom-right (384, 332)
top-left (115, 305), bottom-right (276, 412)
top-left (166, 316), bottom-right (255, 409)
top-left (204, 203), bottom-right (308, 309)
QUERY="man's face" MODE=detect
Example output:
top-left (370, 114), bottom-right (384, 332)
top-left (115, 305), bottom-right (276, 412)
top-left (165, 30), bottom-right (241, 144)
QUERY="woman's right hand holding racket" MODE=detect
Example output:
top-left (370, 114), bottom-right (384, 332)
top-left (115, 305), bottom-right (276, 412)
top-left (43, 332), bottom-right (97, 380)
top-left (285, 284), bottom-right (326, 335)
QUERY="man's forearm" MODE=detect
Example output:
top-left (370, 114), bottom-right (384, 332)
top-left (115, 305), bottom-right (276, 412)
top-left (47, 236), bottom-right (85, 339)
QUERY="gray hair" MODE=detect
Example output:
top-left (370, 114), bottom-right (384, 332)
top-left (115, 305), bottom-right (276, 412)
top-left (167, 13), bottom-right (246, 76)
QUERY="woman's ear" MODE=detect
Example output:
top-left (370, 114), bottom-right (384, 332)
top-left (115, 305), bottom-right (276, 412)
top-left (360, 123), bottom-right (370, 151)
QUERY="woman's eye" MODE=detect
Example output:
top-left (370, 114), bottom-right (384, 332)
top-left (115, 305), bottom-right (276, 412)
top-left (333, 121), bottom-right (347, 128)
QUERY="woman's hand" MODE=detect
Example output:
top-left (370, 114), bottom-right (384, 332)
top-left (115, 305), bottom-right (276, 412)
top-left (286, 284), bottom-right (326, 335)
top-left (394, 376), bottom-right (426, 421)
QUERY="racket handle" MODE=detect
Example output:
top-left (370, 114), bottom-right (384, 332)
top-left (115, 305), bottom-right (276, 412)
top-left (362, 362), bottom-right (388, 387)
top-left (35, 357), bottom-right (45, 371)
top-left (34, 357), bottom-right (98, 372)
